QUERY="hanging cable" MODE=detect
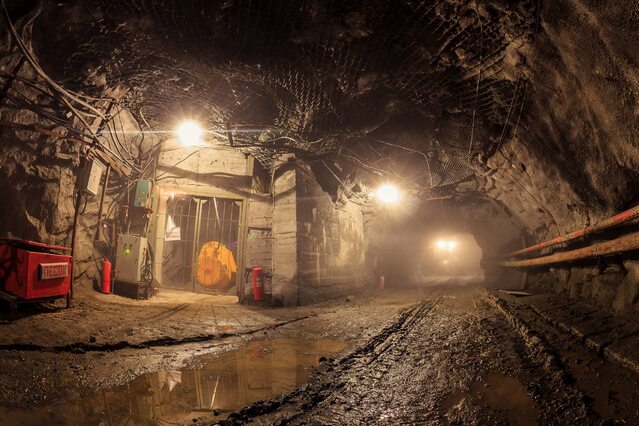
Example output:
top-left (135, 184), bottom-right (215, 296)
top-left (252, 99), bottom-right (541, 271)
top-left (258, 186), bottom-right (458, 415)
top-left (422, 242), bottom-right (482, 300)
top-left (1, 1), bottom-right (107, 118)
top-left (467, 0), bottom-right (484, 158)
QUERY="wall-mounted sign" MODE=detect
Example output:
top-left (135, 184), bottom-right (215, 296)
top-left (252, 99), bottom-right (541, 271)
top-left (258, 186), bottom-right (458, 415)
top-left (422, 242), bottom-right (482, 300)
top-left (165, 215), bottom-right (181, 241)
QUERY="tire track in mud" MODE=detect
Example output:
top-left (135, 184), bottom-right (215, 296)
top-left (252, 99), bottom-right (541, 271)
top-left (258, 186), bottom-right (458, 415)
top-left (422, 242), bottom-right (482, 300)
top-left (218, 295), bottom-right (442, 425)
top-left (487, 290), bottom-right (639, 423)
top-left (211, 304), bottom-right (219, 329)
top-left (188, 302), bottom-right (205, 327)
top-left (217, 289), bottom-right (596, 426)
top-left (222, 306), bottom-right (249, 328)
top-left (144, 302), bottom-right (191, 322)
top-left (240, 309), bottom-right (276, 328)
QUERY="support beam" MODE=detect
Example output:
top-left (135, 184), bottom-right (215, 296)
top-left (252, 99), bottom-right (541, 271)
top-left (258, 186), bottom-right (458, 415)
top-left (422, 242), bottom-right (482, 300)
top-left (69, 191), bottom-right (84, 302)
top-left (95, 165), bottom-right (111, 241)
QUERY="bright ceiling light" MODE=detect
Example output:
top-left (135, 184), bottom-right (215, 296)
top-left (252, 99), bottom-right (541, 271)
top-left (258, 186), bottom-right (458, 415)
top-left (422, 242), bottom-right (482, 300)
top-left (447, 241), bottom-right (457, 250)
top-left (376, 183), bottom-right (400, 204)
top-left (176, 120), bottom-right (203, 147)
top-left (436, 240), bottom-right (447, 249)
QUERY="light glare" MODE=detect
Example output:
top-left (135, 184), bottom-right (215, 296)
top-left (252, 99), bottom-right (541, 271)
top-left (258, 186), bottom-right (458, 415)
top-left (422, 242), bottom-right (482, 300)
top-left (376, 184), bottom-right (400, 203)
top-left (176, 120), bottom-right (203, 147)
top-left (435, 239), bottom-right (457, 250)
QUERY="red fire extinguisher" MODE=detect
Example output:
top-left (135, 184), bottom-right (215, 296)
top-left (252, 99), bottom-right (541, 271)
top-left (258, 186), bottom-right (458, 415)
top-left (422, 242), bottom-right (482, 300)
top-left (252, 267), bottom-right (264, 302)
top-left (102, 257), bottom-right (112, 294)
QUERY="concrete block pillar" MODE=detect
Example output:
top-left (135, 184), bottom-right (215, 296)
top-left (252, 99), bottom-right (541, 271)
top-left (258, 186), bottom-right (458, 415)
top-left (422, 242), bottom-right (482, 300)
top-left (272, 164), bottom-right (298, 305)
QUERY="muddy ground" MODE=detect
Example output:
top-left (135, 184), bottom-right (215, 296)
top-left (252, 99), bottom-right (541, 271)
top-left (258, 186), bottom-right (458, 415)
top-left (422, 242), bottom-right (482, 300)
top-left (0, 286), bottom-right (417, 422)
top-left (218, 287), bottom-right (639, 425)
top-left (0, 284), bottom-right (638, 425)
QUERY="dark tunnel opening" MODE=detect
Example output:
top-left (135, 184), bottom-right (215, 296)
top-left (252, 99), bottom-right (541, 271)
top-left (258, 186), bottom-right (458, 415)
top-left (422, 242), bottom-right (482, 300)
top-left (365, 197), bottom-right (525, 290)
top-left (419, 233), bottom-right (484, 281)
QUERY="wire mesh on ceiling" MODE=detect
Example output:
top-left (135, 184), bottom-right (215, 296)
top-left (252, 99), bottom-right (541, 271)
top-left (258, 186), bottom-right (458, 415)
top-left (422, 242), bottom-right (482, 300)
top-left (40, 0), bottom-right (538, 193)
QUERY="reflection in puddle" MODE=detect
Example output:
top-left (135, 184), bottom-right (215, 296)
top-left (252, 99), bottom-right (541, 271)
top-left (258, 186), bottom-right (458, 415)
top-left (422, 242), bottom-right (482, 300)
top-left (1, 338), bottom-right (346, 425)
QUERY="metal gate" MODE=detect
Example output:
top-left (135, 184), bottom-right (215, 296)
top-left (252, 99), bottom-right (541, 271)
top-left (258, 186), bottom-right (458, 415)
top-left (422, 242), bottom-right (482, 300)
top-left (162, 195), bottom-right (241, 293)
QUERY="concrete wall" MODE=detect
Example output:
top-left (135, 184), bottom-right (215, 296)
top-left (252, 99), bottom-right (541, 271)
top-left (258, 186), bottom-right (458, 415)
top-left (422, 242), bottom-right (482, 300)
top-left (249, 159), bottom-right (367, 306)
top-left (245, 195), bottom-right (273, 297)
top-left (155, 144), bottom-right (252, 192)
top-left (271, 162), bottom-right (299, 305)
top-left (295, 163), bottom-right (366, 304)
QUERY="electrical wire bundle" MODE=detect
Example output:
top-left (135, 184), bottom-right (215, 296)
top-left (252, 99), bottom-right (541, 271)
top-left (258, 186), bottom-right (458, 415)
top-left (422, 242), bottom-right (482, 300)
top-left (0, 1), bottom-right (151, 174)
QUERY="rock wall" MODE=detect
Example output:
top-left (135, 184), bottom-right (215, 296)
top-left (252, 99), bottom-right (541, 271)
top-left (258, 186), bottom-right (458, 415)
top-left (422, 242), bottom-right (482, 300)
top-left (0, 29), bottom-right (102, 290)
top-left (527, 261), bottom-right (639, 316)
top-left (487, 0), bottom-right (639, 311)
top-left (475, 1), bottom-right (639, 236)
top-left (0, 38), bottom-right (76, 245)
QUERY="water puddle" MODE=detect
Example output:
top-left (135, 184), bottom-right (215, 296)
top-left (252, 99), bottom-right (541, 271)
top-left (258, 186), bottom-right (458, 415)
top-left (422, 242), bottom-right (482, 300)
top-left (0, 338), bottom-right (346, 425)
top-left (441, 373), bottom-right (539, 425)
top-left (472, 373), bottom-right (539, 425)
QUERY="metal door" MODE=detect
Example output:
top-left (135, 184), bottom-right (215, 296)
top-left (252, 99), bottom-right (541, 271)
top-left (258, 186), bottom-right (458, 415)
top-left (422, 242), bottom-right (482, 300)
top-left (162, 195), bottom-right (241, 293)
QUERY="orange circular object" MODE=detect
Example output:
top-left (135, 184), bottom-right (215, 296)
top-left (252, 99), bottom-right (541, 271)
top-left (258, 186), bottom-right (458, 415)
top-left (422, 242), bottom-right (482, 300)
top-left (196, 241), bottom-right (237, 290)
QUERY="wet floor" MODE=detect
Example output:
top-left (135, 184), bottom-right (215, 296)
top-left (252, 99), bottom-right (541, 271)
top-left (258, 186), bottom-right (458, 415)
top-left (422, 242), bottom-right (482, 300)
top-left (471, 373), bottom-right (539, 425)
top-left (0, 338), bottom-right (346, 425)
top-left (3, 287), bottom-right (636, 425)
top-left (223, 290), bottom-right (593, 425)
top-left (441, 373), bottom-right (539, 426)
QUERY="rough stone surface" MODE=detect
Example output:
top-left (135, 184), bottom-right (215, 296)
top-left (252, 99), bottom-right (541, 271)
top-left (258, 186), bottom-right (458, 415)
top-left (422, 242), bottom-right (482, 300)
top-left (0, 37), bottom-right (99, 289)
top-left (612, 261), bottom-right (639, 314)
top-left (528, 262), bottom-right (639, 316)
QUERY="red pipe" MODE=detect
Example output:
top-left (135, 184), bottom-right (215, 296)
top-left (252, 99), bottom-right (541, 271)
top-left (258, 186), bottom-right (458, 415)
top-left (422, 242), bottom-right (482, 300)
top-left (503, 205), bottom-right (639, 258)
top-left (493, 230), bottom-right (639, 268)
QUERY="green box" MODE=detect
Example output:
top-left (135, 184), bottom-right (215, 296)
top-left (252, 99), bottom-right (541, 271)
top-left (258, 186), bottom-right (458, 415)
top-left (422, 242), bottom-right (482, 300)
top-left (134, 180), bottom-right (151, 207)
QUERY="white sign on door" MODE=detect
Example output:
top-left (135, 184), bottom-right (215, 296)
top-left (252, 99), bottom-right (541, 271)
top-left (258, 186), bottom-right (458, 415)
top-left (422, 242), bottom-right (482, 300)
top-left (165, 215), bottom-right (181, 241)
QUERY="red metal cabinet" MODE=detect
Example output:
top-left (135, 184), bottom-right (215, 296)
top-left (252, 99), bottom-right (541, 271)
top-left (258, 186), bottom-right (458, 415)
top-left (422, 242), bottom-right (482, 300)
top-left (0, 241), bottom-right (72, 300)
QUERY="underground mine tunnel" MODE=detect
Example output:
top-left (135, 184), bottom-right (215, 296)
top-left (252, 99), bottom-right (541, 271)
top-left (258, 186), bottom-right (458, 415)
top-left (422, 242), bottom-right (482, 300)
top-left (3, 0), bottom-right (639, 424)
